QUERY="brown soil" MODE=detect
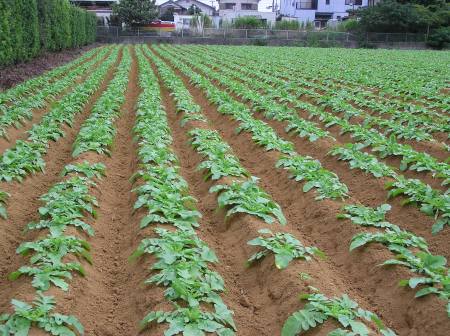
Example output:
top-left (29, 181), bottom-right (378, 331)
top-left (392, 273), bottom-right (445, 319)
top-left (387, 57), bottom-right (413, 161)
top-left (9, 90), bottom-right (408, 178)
top-left (151, 46), bottom-right (450, 336)
top-left (0, 44), bottom-right (101, 90)
top-left (56, 46), bottom-right (143, 336)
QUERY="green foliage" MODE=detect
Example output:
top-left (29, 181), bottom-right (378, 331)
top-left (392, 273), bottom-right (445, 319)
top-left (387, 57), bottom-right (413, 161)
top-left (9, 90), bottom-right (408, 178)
top-left (73, 48), bottom-right (131, 157)
top-left (189, 128), bottom-right (249, 181)
top-left (427, 26), bottom-right (450, 49)
top-left (232, 16), bottom-right (267, 29)
top-left (339, 204), bottom-right (450, 316)
top-left (247, 229), bottom-right (324, 269)
top-left (142, 306), bottom-right (235, 336)
top-left (210, 177), bottom-right (286, 225)
top-left (275, 20), bottom-right (300, 30)
top-left (187, 4), bottom-right (202, 15)
top-left (282, 293), bottom-right (396, 336)
top-left (0, 294), bottom-right (84, 336)
top-left (355, 0), bottom-right (449, 34)
top-left (113, 0), bottom-right (159, 26)
top-left (0, 0), bottom-right (96, 66)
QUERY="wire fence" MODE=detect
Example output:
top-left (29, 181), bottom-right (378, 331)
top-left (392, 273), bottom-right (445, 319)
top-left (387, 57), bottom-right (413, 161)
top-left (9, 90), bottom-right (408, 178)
top-left (97, 26), bottom-right (428, 44)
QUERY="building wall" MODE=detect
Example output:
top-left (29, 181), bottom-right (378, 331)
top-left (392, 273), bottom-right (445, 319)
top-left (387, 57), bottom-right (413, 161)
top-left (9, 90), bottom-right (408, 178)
top-left (176, 0), bottom-right (215, 15)
top-left (218, 0), bottom-right (276, 25)
top-left (280, 0), bottom-right (367, 22)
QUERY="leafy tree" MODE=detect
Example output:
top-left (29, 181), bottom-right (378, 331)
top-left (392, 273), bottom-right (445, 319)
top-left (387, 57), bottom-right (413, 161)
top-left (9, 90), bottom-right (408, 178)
top-left (187, 4), bottom-right (202, 15)
top-left (356, 0), bottom-right (449, 33)
top-left (160, 7), bottom-right (175, 21)
top-left (112, 0), bottom-right (158, 26)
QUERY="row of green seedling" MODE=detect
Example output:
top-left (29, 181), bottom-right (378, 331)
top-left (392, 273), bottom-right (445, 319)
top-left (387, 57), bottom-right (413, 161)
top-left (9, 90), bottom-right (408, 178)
top-left (130, 46), bottom-right (236, 335)
top-left (338, 203), bottom-right (450, 318)
top-left (0, 47), bottom-right (120, 183)
top-left (0, 46), bottom-right (112, 140)
top-left (163, 45), bottom-right (449, 233)
top-left (182, 45), bottom-right (447, 140)
top-left (154, 45), bottom-right (349, 201)
top-left (72, 47), bottom-right (131, 157)
top-left (149, 45), bottom-right (397, 336)
top-left (0, 47), bottom-right (102, 107)
top-left (0, 48), bottom-right (132, 335)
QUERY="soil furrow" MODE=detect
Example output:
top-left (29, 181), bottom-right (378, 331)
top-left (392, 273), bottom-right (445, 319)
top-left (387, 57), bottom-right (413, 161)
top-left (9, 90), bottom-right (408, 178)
top-left (0, 49), bottom-right (123, 307)
top-left (153, 47), bottom-right (450, 335)
top-left (0, 48), bottom-right (113, 155)
top-left (166, 45), bottom-right (448, 191)
top-left (58, 46), bottom-right (142, 336)
top-left (156, 46), bottom-right (450, 259)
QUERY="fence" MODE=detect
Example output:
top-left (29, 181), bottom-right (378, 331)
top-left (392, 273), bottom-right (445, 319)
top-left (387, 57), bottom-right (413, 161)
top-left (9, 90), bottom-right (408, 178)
top-left (97, 26), bottom-right (428, 47)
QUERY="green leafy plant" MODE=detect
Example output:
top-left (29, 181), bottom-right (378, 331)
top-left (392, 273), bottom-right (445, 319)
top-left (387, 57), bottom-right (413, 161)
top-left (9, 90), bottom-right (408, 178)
top-left (339, 204), bottom-right (449, 316)
top-left (0, 293), bottom-right (84, 335)
top-left (61, 162), bottom-right (106, 179)
top-left (247, 229), bottom-right (324, 269)
top-left (210, 177), bottom-right (286, 225)
top-left (142, 305), bottom-right (235, 336)
top-left (282, 293), bottom-right (396, 336)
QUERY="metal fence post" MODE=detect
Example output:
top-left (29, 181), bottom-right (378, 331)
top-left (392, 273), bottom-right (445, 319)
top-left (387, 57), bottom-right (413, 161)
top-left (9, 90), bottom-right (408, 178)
top-left (224, 29), bottom-right (226, 39)
top-left (265, 29), bottom-right (268, 39)
top-left (286, 30), bottom-right (289, 40)
top-left (182, 28), bottom-right (184, 38)
top-left (346, 32), bottom-right (349, 42)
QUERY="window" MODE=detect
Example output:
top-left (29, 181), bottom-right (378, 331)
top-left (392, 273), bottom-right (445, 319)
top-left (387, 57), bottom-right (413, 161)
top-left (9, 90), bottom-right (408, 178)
top-left (295, 0), bottom-right (317, 9)
top-left (219, 3), bottom-right (236, 9)
top-left (325, 0), bottom-right (329, 4)
top-left (345, 0), bottom-right (362, 5)
top-left (241, 3), bottom-right (257, 10)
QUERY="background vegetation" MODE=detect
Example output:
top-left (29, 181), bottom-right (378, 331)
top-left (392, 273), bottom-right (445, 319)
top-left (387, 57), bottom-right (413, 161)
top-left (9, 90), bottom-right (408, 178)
top-left (0, 0), bottom-right (96, 66)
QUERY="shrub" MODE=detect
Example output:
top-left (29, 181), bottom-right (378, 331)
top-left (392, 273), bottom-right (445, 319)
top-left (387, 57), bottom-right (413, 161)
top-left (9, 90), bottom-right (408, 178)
top-left (427, 26), bottom-right (450, 49)
top-left (0, 0), bottom-right (97, 66)
top-left (275, 20), bottom-right (300, 31)
top-left (232, 16), bottom-right (267, 29)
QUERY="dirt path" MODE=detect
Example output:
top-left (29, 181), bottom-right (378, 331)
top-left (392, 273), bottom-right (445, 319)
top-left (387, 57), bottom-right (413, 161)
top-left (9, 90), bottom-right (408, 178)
top-left (57, 46), bottom-right (143, 335)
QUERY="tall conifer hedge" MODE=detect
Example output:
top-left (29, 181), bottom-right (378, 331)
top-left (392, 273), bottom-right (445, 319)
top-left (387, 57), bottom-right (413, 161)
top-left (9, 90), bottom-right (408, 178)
top-left (0, 0), bottom-right (97, 66)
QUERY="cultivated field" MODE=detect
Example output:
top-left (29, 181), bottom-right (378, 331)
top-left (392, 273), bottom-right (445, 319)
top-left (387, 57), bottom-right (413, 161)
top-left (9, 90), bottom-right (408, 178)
top-left (0, 44), bottom-right (449, 336)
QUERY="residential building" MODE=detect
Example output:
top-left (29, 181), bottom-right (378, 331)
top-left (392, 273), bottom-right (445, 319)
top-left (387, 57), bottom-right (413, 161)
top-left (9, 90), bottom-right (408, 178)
top-left (159, 0), bottom-right (216, 17)
top-left (218, 0), bottom-right (276, 26)
top-left (279, 0), bottom-right (368, 27)
top-left (70, 0), bottom-right (118, 25)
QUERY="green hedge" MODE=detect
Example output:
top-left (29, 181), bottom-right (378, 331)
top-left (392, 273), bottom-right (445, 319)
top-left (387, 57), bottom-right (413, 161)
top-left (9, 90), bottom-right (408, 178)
top-left (0, 0), bottom-right (96, 66)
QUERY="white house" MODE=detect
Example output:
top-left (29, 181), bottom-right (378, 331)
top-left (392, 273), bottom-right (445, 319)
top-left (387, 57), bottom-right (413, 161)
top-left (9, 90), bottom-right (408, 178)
top-left (279, 0), bottom-right (368, 27)
top-left (159, 0), bottom-right (216, 17)
top-left (70, 0), bottom-right (119, 25)
top-left (218, 0), bottom-right (276, 26)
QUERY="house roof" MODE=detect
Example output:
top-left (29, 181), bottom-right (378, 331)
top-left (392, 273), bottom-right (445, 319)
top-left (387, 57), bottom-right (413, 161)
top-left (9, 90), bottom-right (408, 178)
top-left (159, 0), bottom-right (215, 11)
top-left (159, 0), bottom-right (184, 9)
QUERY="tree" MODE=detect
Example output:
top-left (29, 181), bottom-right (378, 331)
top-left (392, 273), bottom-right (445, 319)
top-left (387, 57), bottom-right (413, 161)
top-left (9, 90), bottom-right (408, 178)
top-left (187, 4), bottom-right (202, 15)
top-left (355, 0), bottom-right (449, 33)
top-left (159, 7), bottom-right (174, 21)
top-left (112, 0), bottom-right (158, 26)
